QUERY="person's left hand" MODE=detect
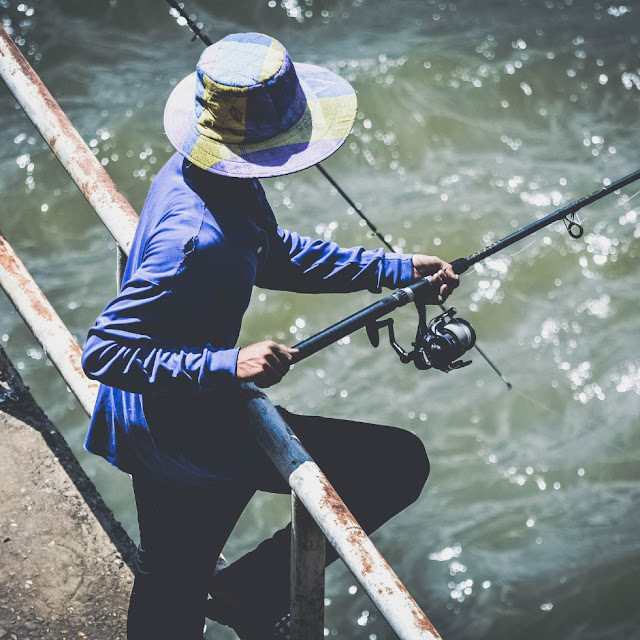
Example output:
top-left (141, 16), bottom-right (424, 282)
top-left (411, 254), bottom-right (459, 304)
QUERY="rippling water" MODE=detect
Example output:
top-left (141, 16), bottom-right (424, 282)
top-left (1, 1), bottom-right (639, 638)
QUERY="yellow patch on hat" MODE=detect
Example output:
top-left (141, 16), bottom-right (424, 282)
top-left (258, 40), bottom-right (285, 83)
top-left (309, 93), bottom-right (357, 142)
top-left (197, 75), bottom-right (248, 143)
top-left (189, 133), bottom-right (234, 169)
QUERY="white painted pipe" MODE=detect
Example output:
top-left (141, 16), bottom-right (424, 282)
top-left (0, 25), bottom-right (138, 255)
top-left (0, 234), bottom-right (98, 416)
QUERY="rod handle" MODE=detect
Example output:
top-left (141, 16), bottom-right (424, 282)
top-left (450, 257), bottom-right (469, 275)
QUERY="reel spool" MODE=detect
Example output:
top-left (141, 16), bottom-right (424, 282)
top-left (366, 306), bottom-right (476, 372)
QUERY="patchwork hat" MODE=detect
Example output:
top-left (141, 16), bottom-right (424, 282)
top-left (164, 32), bottom-right (357, 178)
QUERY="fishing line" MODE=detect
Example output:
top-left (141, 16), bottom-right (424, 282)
top-left (166, 0), bottom-right (212, 45)
top-left (507, 212), bottom-right (586, 258)
top-left (498, 389), bottom-right (640, 463)
top-left (591, 434), bottom-right (640, 462)
top-left (510, 388), bottom-right (556, 413)
top-left (616, 188), bottom-right (640, 204)
top-left (505, 238), bottom-right (538, 258)
top-left (315, 163), bottom-right (394, 252)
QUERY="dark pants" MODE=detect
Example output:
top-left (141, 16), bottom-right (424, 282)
top-left (126, 409), bottom-right (430, 639)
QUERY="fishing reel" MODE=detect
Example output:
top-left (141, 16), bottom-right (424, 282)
top-left (366, 305), bottom-right (476, 372)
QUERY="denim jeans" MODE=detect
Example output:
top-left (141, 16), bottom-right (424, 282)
top-left (126, 408), bottom-right (429, 639)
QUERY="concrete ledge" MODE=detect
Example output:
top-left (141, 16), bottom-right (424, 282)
top-left (0, 347), bottom-right (135, 639)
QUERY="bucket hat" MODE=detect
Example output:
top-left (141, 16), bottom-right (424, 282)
top-left (163, 32), bottom-right (357, 178)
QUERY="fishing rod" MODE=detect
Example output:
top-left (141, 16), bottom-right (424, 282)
top-left (166, 0), bottom-right (213, 45)
top-left (291, 169), bottom-right (640, 371)
top-left (163, 0), bottom-right (512, 386)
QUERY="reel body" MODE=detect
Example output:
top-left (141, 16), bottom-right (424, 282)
top-left (366, 306), bottom-right (476, 372)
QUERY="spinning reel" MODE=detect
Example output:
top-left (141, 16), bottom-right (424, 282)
top-left (366, 304), bottom-right (476, 372)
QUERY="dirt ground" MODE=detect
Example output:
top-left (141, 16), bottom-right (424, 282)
top-left (0, 347), bottom-right (135, 640)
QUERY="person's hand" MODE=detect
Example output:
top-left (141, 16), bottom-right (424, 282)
top-left (411, 254), bottom-right (459, 304)
top-left (236, 341), bottom-right (298, 388)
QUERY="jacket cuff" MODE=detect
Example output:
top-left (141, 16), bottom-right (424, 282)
top-left (382, 253), bottom-right (414, 288)
top-left (202, 347), bottom-right (240, 388)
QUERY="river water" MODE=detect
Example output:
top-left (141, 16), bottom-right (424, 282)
top-left (1, 0), bottom-right (639, 638)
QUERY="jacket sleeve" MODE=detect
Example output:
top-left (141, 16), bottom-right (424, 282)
top-left (81, 212), bottom-right (238, 395)
top-left (255, 225), bottom-right (414, 294)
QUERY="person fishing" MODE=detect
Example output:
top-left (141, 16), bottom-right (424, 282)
top-left (81, 32), bottom-right (459, 639)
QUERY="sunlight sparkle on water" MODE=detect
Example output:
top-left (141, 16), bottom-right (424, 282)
top-left (357, 610), bottom-right (370, 626)
top-left (584, 232), bottom-right (618, 265)
top-left (428, 546), bottom-right (462, 562)
top-left (621, 72), bottom-right (640, 91)
top-left (611, 362), bottom-right (640, 394)
top-left (607, 5), bottom-right (632, 17)
top-left (618, 209), bottom-right (637, 225)
top-left (576, 294), bottom-right (612, 319)
top-left (568, 361), bottom-right (592, 388)
top-left (449, 578), bottom-right (474, 603)
top-left (520, 189), bottom-right (565, 208)
top-left (577, 380), bottom-right (605, 403)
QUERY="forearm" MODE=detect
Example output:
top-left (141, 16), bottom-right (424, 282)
top-left (81, 278), bottom-right (239, 394)
top-left (82, 331), bottom-right (239, 394)
top-left (257, 227), bottom-right (413, 293)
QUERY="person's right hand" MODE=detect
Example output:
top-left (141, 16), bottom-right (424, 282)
top-left (236, 341), bottom-right (298, 388)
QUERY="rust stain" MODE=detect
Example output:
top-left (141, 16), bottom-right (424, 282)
top-left (66, 132), bottom-right (137, 218)
top-left (1, 234), bottom-right (96, 405)
top-left (316, 473), bottom-right (379, 578)
top-left (318, 474), bottom-right (354, 529)
top-left (313, 468), bottom-right (442, 638)
top-left (1, 237), bottom-right (58, 325)
top-left (359, 555), bottom-right (373, 577)
top-left (390, 572), bottom-right (441, 638)
top-left (1, 28), bottom-right (138, 241)
top-left (354, 543), bottom-right (441, 636)
top-left (66, 341), bottom-right (85, 366)
top-left (27, 296), bottom-right (55, 324)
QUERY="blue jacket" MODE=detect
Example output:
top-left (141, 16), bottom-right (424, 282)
top-left (82, 154), bottom-right (413, 485)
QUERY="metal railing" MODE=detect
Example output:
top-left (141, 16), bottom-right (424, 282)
top-left (0, 25), bottom-right (441, 639)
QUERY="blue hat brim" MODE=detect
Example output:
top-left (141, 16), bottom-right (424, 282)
top-left (164, 62), bottom-right (357, 179)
